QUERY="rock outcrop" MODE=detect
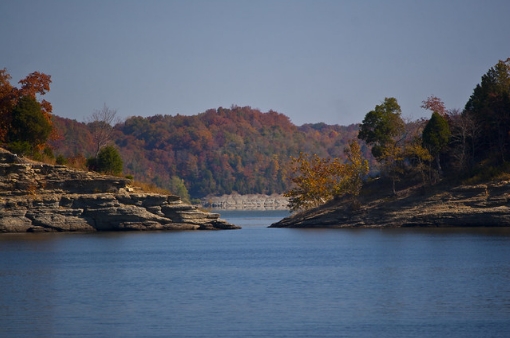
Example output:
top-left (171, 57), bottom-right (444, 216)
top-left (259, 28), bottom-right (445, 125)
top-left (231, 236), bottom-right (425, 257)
top-left (270, 180), bottom-right (510, 228)
top-left (202, 193), bottom-right (289, 210)
top-left (0, 149), bottom-right (239, 232)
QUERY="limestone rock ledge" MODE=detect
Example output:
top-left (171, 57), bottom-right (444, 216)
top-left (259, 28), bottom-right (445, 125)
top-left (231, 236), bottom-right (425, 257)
top-left (202, 193), bottom-right (289, 210)
top-left (270, 181), bottom-right (510, 228)
top-left (0, 149), bottom-right (239, 232)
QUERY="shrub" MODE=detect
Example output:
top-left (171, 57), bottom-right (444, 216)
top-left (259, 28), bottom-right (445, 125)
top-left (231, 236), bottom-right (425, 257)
top-left (56, 154), bottom-right (67, 165)
top-left (95, 145), bottom-right (123, 175)
top-left (7, 141), bottom-right (32, 156)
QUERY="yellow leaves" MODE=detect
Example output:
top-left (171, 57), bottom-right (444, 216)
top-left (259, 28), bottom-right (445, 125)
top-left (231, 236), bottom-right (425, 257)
top-left (284, 140), bottom-right (369, 212)
top-left (284, 152), bottom-right (333, 210)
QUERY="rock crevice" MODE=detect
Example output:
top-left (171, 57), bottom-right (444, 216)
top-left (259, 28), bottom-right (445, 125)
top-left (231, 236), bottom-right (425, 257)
top-left (0, 149), bottom-right (239, 232)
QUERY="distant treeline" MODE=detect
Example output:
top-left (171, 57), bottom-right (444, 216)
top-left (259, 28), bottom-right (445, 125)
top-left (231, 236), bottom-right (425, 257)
top-left (51, 106), bottom-right (362, 198)
top-left (49, 57), bottom-right (510, 201)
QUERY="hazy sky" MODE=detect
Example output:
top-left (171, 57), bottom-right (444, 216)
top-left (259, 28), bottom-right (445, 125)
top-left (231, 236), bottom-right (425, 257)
top-left (1, 0), bottom-right (509, 126)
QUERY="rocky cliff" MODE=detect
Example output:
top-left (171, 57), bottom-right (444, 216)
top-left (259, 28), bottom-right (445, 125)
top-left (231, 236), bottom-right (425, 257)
top-left (0, 149), bottom-right (239, 232)
top-left (270, 180), bottom-right (510, 228)
top-left (202, 193), bottom-right (289, 210)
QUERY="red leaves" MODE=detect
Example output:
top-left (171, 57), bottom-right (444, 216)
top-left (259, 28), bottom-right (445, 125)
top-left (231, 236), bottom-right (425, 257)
top-left (421, 95), bottom-right (446, 117)
top-left (0, 69), bottom-right (53, 143)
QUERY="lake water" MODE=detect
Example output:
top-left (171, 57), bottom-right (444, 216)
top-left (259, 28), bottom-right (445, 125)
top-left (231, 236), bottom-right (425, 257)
top-left (1, 210), bottom-right (510, 337)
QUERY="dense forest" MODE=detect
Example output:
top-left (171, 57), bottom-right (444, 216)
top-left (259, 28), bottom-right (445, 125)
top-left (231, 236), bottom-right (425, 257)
top-left (2, 57), bottom-right (509, 207)
top-left (50, 107), bottom-right (362, 199)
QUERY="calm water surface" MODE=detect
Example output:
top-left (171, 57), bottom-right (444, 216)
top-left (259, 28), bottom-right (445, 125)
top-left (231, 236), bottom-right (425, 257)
top-left (1, 210), bottom-right (510, 337)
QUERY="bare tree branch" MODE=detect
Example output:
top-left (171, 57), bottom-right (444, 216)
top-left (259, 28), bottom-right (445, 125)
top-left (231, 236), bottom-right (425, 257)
top-left (86, 103), bottom-right (119, 156)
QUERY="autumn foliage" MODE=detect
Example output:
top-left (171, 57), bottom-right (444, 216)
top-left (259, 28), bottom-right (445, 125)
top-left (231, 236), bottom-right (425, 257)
top-left (51, 106), bottom-right (364, 198)
top-left (46, 57), bottom-right (510, 202)
top-left (285, 140), bottom-right (369, 211)
top-left (0, 68), bottom-right (54, 150)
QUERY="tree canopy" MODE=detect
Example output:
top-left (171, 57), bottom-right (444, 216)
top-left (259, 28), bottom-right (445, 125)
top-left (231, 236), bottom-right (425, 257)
top-left (284, 140), bottom-right (369, 211)
top-left (46, 57), bottom-right (510, 199)
top-left (464, 58), bottom-right (510, 163)
top-left (95, 145), bottom-right (123, 175)
top-left (52, 106), bottom-right (363, 198)
top-left (422, 111), bottom-right (450, 171)
top-left (0, 68), bottom-right (53, 147)
top-left (7, 96), bottom-right (52, 153)
top-left (358, 97), bottom-right (405, 160)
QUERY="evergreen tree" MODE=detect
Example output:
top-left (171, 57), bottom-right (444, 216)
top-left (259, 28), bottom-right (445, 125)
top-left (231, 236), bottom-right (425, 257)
top-left (96, 145), bottom-right (123, 175)
top-left (7, 96), bottom-right (52, 153)
top-left (422, 112), bottom-right (450, 172)
top-left (464, 58), bottom-right (510, 163)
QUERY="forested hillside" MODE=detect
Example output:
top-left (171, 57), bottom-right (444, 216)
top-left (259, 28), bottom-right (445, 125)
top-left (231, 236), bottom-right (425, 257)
top-left (51, 106), bottom-right (362, 198)
top-left (5, 58), bottom-right (509, 206)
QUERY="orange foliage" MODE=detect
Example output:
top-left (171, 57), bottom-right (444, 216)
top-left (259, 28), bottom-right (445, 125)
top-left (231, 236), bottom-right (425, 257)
top-left (421, 95), bottom-right (447, 117)
top-left (0, 68), bottom-right (54, 143)
top-left (51, 106), bottom-right (367, 198)
top-left (0, 69), bottom-right (15, 141)
top-left (285, 140), bottom-right (369, 211)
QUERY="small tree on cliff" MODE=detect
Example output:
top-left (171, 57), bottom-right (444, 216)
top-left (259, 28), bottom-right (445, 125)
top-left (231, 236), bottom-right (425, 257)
top-left (91, 145), bottom-right (123, 175)
top-left (169, 175), bottom-right (191, 203)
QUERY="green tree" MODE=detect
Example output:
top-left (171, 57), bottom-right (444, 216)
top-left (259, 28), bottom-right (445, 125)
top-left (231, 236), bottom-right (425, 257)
top-left (168, 175), bottom-right (191, 203)
top-left (358, 97), bottom-right (405, 193)
top-left (96, 145), bottom-right (123, 175)
top-left (7, 96), bottom-right (52, 153)
top-left (464, 58), bottom-right (510, 163)
top-left (422, 112), bottom-right (450, 173)
top-left (358, 97), bottom-right (405, 160)
top-left (1, 69), bottom-right (53, 143)
top-left (56, 154), bottom-right (68, 165)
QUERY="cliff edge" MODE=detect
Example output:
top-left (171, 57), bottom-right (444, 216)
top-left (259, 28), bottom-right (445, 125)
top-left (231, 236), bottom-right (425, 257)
top-left (270, 179), bottom-right (510, 228)
top-left (202, 193), bottom-right (289, 210)
top-left (0, 148), bottom-right (239, 232)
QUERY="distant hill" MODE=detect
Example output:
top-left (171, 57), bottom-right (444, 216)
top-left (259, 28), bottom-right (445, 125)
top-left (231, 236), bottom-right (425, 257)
top-left (51, 106), bottom-right (365, 198)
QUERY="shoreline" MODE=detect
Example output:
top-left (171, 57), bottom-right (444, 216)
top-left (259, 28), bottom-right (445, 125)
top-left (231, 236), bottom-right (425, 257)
top-left (201, 193), bottom-right (289, 211)
top-left (270, 180), bottom-right (510, 228)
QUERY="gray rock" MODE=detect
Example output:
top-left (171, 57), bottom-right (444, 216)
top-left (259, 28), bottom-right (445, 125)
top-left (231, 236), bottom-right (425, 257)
top-left (270, 181), bottom-right (510, 228)
top-left (0, 148), bottom-right (239, 232)
top-left (202, 192), bottom-right (289, 210)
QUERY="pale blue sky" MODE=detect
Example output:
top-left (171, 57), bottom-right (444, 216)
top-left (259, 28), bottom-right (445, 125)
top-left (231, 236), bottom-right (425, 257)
top-left (1, 0), bottom-right (509, 126)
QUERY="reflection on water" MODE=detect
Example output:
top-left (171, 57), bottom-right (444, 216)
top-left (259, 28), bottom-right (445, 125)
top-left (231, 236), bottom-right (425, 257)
top-left (1, 212), bottom-right (510, 337)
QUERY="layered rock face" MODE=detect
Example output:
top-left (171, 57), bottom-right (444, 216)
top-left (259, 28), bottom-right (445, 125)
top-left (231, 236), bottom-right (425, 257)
top-left (270, 181), bottom-right (510, 228)
top-left (202, 193), bottom-right (289, 210)
top-left (0, 149), bottom-right (239, 232)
